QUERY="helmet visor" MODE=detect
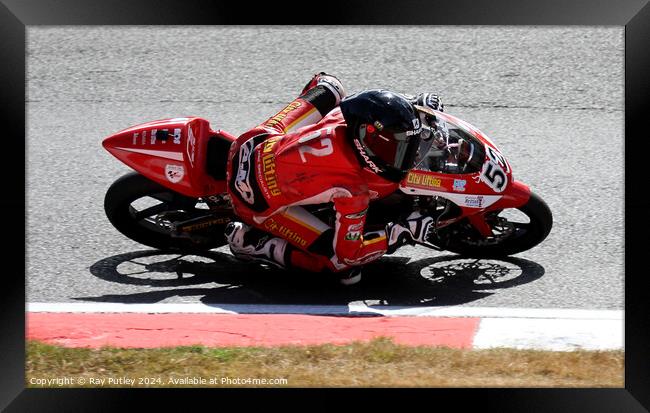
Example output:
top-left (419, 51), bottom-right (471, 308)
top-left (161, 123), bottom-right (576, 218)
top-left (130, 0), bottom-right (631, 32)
top-left (360, 127), bottom-right (422, 172)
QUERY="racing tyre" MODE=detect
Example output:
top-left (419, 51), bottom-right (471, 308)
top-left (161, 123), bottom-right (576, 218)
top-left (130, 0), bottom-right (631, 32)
top-left (104, 172), bottom-right (227, 251)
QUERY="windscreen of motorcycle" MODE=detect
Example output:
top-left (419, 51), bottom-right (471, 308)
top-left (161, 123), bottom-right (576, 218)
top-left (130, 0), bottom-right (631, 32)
top-left (413, 116), bottom-right (485, 175)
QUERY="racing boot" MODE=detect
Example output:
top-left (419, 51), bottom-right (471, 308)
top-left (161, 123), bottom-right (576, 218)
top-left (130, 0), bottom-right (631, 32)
top-left (224, 221), bottom-right (290, 269)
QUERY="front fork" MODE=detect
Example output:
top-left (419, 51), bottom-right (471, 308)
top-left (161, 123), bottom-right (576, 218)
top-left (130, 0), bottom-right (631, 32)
top-left (467, 214), bottom-right (494, 238)
top-left (462, 180), bottom-right (532, 239)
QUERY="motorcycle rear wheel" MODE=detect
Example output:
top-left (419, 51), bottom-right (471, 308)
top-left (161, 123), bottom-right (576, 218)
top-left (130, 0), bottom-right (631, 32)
top-left (104, 172), bottom-right (228, 251)
top-left (440, 191), bottom-right (553, 257)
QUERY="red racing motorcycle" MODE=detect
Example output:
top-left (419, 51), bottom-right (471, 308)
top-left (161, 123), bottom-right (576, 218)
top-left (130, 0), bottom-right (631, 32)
top-left (102, 110), bottom-right (552, 258)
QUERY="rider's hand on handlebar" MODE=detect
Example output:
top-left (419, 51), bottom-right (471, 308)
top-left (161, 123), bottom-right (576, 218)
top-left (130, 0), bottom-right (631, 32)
top-left (413, 93), bottom-right (444, 112)
top-left (386, 211), bottom-right (435, 254)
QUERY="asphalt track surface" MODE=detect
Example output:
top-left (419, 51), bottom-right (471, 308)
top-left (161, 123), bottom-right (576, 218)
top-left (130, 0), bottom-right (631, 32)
top-left (26, 27), bottom-right (624, 310)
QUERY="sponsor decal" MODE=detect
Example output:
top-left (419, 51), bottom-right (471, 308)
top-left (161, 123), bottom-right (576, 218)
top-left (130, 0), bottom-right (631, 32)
top-left (406, 172), bottom-right (441, 188)
top-left (179, 217), bottom-right (231, 232)
top-left (344, 231), bottom-right (361, 241)
top-left (345, 208), bottom-right (368, 219)
top-left (131, 129), bottom-right (181, 146)
top-left (353, 139), bottom-right (382, 173)
top-left (263, 218), bottom-right (307, 247)
top-left (464, 195), bottom-right (484, 208)
top-left (235, 140), bottom-right (255, 204)
top-left (404, 117), bottom-right (422, 136)
top-left (453, 179), bottom-right (467, 192)
top-left (131, 128), bottom-right (183, 146)
top-left (263, 136), bottom-right (281, 153)
top-left (261, 153), bottom-right (281, 196)
top-left (373, 121), bottom-right (384, 131)
top-left (255, 137), bottom-right (283, 198)
top-left (186, 126), bottom-right (196, 167)
top-left (165, 164), bottom-right (184, 183)
top-left (265, 101), bottom-right (302, 128)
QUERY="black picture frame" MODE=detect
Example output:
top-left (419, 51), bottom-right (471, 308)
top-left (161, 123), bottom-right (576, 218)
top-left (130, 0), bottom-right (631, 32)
top-left (2, 0), bottom-right (648, 410)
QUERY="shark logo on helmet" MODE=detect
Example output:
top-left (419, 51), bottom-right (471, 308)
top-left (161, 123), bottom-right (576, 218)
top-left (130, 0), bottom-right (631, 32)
top-left (353, 139), bottom-right (382, 173)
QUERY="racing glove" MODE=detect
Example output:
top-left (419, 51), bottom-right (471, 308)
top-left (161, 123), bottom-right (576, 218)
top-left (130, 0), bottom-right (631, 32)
top-left (413, 92), bottom-right (444, 112)
top-left (385, 212), bottom-right (435, 254)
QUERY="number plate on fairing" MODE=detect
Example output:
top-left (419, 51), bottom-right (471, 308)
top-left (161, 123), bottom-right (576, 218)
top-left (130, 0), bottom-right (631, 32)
top-left (477, 146), bottom-right (510, 193)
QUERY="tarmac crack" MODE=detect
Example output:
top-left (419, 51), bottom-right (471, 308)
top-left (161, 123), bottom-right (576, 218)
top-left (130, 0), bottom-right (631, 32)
top-left (122, 327), bottom-right (255, 339)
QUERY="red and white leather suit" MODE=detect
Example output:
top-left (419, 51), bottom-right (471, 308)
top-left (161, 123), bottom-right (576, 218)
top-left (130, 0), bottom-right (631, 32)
top-left (225, 80), bottom-right (399, 273)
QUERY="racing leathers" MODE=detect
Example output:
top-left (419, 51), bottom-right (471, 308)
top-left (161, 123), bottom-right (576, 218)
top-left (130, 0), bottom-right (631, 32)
top-left (225, 74), bottom-right (400, 273)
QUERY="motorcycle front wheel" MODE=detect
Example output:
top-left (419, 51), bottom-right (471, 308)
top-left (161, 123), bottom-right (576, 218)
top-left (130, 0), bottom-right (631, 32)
top-left (439, 191), bottom-right (553, 257)
top-left (104, 172), bottom-right (229, 251)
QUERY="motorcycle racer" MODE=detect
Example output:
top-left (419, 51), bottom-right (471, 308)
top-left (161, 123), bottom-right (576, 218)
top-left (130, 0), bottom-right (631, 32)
top-left (224, 73), bottom-right (444, 285)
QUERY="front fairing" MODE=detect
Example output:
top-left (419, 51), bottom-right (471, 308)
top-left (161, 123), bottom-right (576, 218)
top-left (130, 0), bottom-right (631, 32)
top-left (399, 111), bottom-right (516, 210)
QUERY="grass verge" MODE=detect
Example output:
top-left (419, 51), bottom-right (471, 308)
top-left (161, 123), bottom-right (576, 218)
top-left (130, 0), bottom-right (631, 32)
top-left (27, 338), bottom-right (623, 388)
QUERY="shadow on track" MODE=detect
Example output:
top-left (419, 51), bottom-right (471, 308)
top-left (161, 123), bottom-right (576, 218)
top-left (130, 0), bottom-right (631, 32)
top-left (80, 249), bottom-right (545, 307)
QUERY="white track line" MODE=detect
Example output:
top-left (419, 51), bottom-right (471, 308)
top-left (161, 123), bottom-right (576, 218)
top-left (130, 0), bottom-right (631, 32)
top-left (473, 318), bottom-right (623, 351)
top-left (26, 302), bottom-right (623, 319)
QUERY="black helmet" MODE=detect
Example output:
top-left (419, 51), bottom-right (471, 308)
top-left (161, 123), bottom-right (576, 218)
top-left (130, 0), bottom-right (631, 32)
top-left (340, 89), bottom-right (423, 182)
